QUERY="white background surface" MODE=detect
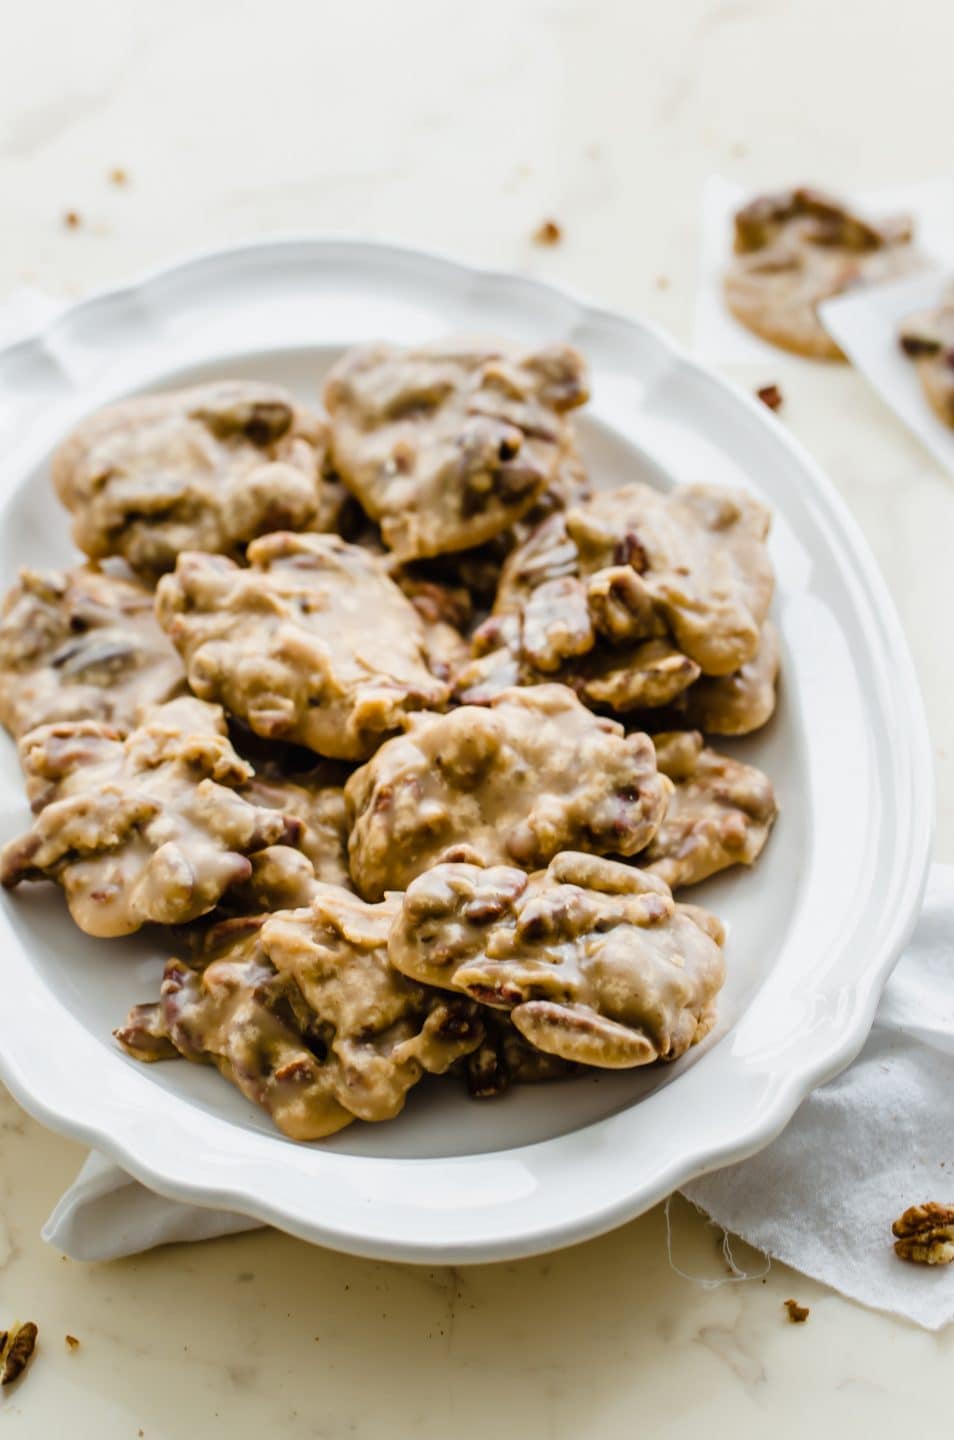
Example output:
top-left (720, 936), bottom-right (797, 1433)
top-left (2, 0), bottom-right (954, 1434)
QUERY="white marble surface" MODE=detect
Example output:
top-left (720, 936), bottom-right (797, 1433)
top-left (2, 0), bottom-right (954, 1432)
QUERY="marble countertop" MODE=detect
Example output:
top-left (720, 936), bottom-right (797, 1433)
top-left (2, 0), bottom-right (954, 1432)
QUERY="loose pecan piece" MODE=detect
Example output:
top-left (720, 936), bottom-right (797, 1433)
top-left (892, 1203), bottom-right (954, 1265)
top-left (1, 1322), bottom-right (39, 1386)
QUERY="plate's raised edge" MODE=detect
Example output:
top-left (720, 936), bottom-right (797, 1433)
top-left (0, 236), bottom-right (935, 1263)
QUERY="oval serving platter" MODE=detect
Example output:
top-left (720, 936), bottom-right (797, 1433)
top-left (0, 240), bottom-right (932, 1262)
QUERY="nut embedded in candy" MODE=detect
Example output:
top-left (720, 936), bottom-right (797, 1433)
top-left (671, 621), bottom-right (780, 737)
top-left (389, 851), bottom-right (725, 1069)
top-left (0, 698), bottom-right (309, 936)
top-left (241, 772), bottom-right (351, 891)
top-left (260, 885), bottom-right (484, 1124)
top-left (116, 914), bottom-right (356, 1140)
top-left (642, 730), bottom-right (778, 890)
top-left (476, 482), bottom-right (774, 714)
top-left (465, 1013), bottom-right (581, 1097)
top-left (0, 564), bottom-right (185, 742)
top-left (345, 683), bottom-right (672, 900)
top-left (52, 381), bottom-right (332, 580)
top-left (155, 532), bottom-right (451, 760)
top-left (323, 338), bottom-right (589, 560)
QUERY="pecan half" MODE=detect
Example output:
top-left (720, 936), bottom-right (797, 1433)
top-left (390, 852), bottom-right (725, 1070)
top-left (892, 1203), bottom-right (954, 1265)
top-left (1, 1322), bottom-right (39, 1386)
top-left (324, 339), bottom-right (588, 560)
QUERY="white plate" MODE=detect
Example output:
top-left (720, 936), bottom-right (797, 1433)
top-left (0, 240), bottom-right (932, 1263)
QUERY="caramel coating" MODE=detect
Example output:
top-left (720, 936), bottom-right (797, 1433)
top-left (401, 430), bottom-right (592, 614)
top-left (393, 571), bottom-right (473, 684)
top-left (473, 483), bottom-right (773, 706)
top-left (0, 697), bottom-right (304, 936)
top-left (241, 773), bottom-right (350, 890)
top-left (642, 730), bottom-right (778, 889)
top-left (390, 852), bottom-right (725, 1069)
top-left (345, 684), bottom-right (671, 900)
top-left (155, 532), bottom-right (450, 760)
top-left (116, 915), bottom-right (356, 1140)
top-left (220, 765), bottom-right (352, 914)
top-left (0, 564), bottom-right (184, 741)
top-left (261, 885), bottom-right (484, 1124)
top-left (324, 339), bottom-right (589, 560)
top-left (52, 381), bottom-right (332, 580)
top-left (577, 640), bottom-right (702, 713)
top-left (674, 621), bottom-right (780, 737)
top-left (725, 187), bottom-right (922, 360)
top-left (465, 1013), bottom-right (581, 1097)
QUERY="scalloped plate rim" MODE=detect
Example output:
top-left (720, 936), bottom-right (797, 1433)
top-left (0, 236), bottom-right (933, 1263)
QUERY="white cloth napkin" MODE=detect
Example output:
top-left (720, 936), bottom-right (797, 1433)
top-left (683, 864), bottom-right (954, 1330)
top-left (43, 1153), bottom-right (260, 1257)
top-left (6, 289), bottom-right (953, 1327)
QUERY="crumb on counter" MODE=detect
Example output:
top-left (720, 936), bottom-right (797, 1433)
top-left (756, 384), bottom-right (783, 412)
top-left (63, 211), bottom-right (81, 230)
top-left (109, 167), bottom-right (128, 186)
top-left (1, 1321), bottom-right (39, 1385)
top-left (65, 1334), bottom-right (80, 1351)
top-left (783, 1298), bottom-right (809, 1323)
top-left (532, 219), bottom-right (562, 247)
